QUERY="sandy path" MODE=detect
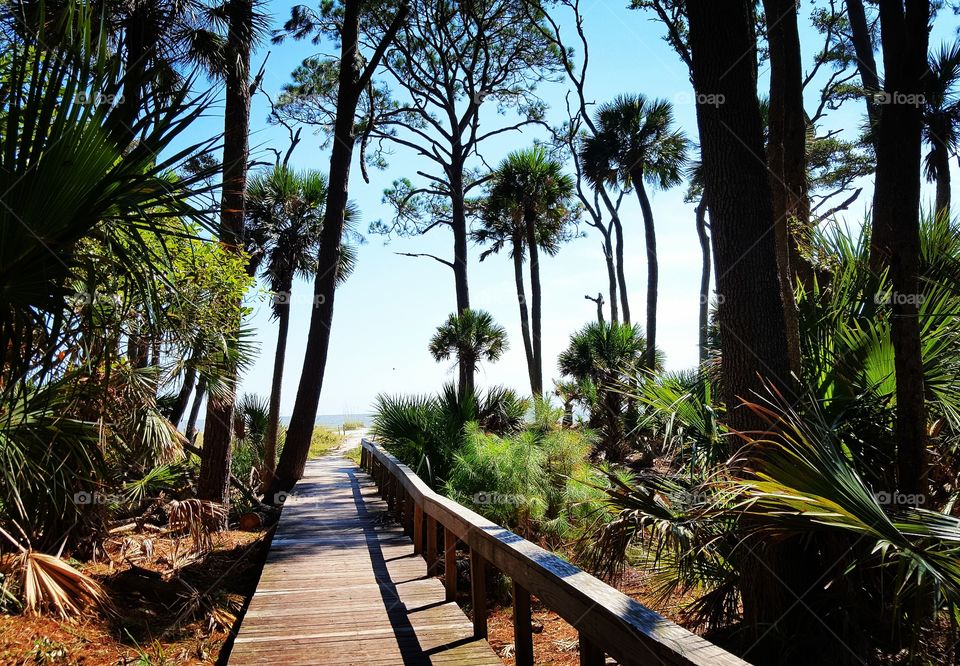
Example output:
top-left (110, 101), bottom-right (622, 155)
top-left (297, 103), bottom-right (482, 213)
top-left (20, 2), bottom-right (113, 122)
top-left (336, 427), bottom-right (370, 454)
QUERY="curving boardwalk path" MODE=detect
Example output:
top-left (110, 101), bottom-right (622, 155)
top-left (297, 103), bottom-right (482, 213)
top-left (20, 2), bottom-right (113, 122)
top-left (229, 455), bottom-right (501, 665)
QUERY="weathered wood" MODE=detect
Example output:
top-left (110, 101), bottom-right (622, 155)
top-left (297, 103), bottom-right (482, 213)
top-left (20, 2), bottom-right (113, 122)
top-left (579, 633), bottom-right (605, 666)
top-left (361, 439), bottom-right (749, 666)
top-left (230, 455), bottom-right (499, 665)
top-left (404, 492), bottom-right (414, 535)
top-left (444, 528), bottom-right (457, 602)
top-left (427, 514), bottom-right (439, 576)
top-left (470, 548), bottom-right (487, 640)
top-left (513, 581), bottom-right (534, 666)
top-left (413, 502), bottom-right (424, 555)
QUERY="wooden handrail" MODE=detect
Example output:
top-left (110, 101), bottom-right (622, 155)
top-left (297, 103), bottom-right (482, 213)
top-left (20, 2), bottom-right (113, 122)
top-left (360, 439), bottom-right (749, 666)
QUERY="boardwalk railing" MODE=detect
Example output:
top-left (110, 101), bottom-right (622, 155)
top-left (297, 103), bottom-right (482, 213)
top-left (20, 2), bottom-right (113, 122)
top-left (360, 439), bottom-right (748, 666)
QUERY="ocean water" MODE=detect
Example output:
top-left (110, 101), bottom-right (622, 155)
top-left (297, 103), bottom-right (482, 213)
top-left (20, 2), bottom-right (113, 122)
top-left (283, 413), bottom-right (373, 429)
top-left (194, 413), bottom-right (373, 432)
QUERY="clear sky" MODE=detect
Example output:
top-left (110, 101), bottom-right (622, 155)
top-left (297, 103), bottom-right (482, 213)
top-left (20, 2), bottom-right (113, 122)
top-left (193, 0), bottom-right (957, 417)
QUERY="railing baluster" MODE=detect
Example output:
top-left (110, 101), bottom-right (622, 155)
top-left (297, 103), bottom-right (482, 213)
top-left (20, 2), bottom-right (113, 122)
top-left (470, 549), bottom-right (487, 639)
top-left (413, 503), bottom-right (424, 555)
top-left (404, 493), bottom-right (414, 535)
top-left (578, 633), bottom-right (604, 666)
top-left (426, 514), bottom-right (438, 576)
top-left (513, 581), bottom-right (533, 666)
top-left (444, 528), bottom-right (457, 602)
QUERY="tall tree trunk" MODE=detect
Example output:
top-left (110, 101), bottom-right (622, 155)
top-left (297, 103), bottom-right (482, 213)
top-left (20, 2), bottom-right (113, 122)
top-left (169, 362), bottom-right (197, 427)
top-left (197, 0), bottom-right (253, 509)
top-left (872, 0), bottom-right (929, 496)
top-left (762, 0), bottom-right (807, 378)
top-left (269, 0), bottom-right (408, 494)
top-left (602, 230), bottom-right (619, 324)
top-left (687, 0), bottom-right (804, 651)
top-left (450, 157), bottom-right (472, 399)
top-left (524, 209), bottom-right (543, 396)
top-left (450, 161), bottom-right (471, 314)
top-left (263, 281), bottom-right (292, 489)
top-left (111, 2), bottom-right (149, 144)
top-left (611, 216), bottom-right (630, 325)
top-left (512, 235), bottom-right (537, 396)
top-left (846, 0), bottom-right (882, 140)
top-left (185, 377), bottom-right (206, 443)
top-left (632, 175), bottom-right (658, 369)
top-left (596, 185), bottom-right (627, 324)
top-left (695, 197), bottom-right (711, 365)
top-left (931, 133), bottom-right (952, 220)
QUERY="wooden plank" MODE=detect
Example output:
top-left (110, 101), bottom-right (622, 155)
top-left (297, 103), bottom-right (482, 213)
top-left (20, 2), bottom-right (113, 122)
top-left (361, 439), bottom-right (749, 666)
top-left (513, 581), bottom-right (533, 666)
top-left (229, 455), bottom-right (499, 665)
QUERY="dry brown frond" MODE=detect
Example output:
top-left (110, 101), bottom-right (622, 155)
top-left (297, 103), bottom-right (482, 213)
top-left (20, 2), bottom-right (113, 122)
top-left (167, 499), bottom-right (227, 553)
top-left (17, 551), bottom-right (112, 619)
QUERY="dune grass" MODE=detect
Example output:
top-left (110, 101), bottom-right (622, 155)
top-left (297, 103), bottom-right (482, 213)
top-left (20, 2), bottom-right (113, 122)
top-left (308, 427), bottom-right (344, 458)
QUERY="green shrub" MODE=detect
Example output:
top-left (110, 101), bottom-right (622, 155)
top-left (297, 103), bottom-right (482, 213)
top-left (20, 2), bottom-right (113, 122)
top-left (372, 383), bottom-right (527, 488)
top-left (443, 402), bottom-right (602, 544)
top-left (342, 419), bottom-right (365, 431)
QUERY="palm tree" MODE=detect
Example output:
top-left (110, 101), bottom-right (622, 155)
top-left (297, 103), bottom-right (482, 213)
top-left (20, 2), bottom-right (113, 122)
top-left (579, 95), bottom-right (688, 370)
top-left (198, 0), bottom-right (269, 508)
top-left (245, 166), bottom-right (358, 488)
top-left (923, 40), bottom-right (960, 221)
top-left (475, 147), bottom-right (576, 397)
top-left (557, 321), bottom-right (648, 461)
top-left (429, 310), bottom-right (508, 399)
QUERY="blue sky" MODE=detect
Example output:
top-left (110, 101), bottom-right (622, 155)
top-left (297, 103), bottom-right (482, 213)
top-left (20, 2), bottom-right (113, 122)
top-left (193, 0), bottom-right (958, 416)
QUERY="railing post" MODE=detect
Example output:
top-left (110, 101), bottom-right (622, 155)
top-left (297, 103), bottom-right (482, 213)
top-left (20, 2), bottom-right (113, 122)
top-left (444, 528), bottom-right (457, 602)
top-left (513, 581), bottom-right (533, 666)
top-left (578, 633), bottom-right (604, 666)
top-left (426, 515), bottom-right (438, 576)
top-left (470, 548), bottom-right (487, 639)
top-left (413, 503), bottom-right (424, 555)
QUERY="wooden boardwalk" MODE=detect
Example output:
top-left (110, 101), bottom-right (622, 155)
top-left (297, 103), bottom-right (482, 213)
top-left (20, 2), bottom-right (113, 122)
top-left (230, 455), bottom-right (501, 665)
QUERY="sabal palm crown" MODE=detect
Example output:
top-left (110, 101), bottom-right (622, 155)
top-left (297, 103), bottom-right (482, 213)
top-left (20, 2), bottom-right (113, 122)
top-left (245, 165), bottom-right (357, 317)
top-left (558, 321), bottom-right (648, 383)
top-left (923, 40), bottom-right (960, 214)
top-left (476, 146), bottom-right (576, 257)
top-left (579, 94), bottom-right (687, 190)
top-left (429, 309), bottom-right (508, 368)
